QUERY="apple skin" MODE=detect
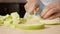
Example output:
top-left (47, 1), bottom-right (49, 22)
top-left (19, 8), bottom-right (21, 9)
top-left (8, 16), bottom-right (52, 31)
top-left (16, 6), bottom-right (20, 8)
top-left (0, 21), bottom-right (3, 25)
top-left (15, 24), bottom-right (45, 30)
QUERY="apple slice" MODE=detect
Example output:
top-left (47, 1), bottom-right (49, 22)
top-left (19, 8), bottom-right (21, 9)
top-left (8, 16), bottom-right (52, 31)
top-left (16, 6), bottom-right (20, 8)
top-left (0, 16), bottom-right (4, 25)
top-left (25, 13), bottom-right (60, 25)
top-left (40, 18), bottom-right (60, 25)
top-left (15, 15), bottom-right (45, 30)
top-left (15, 23), bottom-right (45, 30)
top-left (0, 21), bottom-right (3, 25)
top-left (11, 12), bottom-right (21, 25)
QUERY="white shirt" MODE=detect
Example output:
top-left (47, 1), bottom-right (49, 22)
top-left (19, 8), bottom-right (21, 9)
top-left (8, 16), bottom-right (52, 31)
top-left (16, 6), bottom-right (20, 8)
top-left (41, 0), bottom-right (60, 5)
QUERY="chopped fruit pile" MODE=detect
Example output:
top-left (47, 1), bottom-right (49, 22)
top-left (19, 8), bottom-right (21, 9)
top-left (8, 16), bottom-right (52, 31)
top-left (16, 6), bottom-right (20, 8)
top-left (0, 12), bottom-right (60, 30)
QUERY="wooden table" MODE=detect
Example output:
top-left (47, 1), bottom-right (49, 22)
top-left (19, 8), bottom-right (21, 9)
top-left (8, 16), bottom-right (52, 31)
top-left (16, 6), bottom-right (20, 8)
top-left (0, 25), bottom-right (60, 34)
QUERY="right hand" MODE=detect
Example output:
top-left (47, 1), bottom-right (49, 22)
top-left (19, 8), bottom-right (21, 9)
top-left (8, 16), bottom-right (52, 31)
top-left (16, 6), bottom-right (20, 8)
top-left (25, 0), bottom-right (39, 14)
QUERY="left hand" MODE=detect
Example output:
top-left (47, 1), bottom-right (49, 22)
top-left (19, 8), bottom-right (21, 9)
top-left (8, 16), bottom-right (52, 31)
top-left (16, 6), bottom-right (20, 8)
top-left (41, 2), bottom-right (60, 19)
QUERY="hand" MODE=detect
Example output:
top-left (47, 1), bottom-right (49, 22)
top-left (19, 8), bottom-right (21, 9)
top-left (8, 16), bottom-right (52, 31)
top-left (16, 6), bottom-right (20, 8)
top-left (41, 2), bottom-right (60, 19)
top-left (25, 0), bottom-right (39, 14)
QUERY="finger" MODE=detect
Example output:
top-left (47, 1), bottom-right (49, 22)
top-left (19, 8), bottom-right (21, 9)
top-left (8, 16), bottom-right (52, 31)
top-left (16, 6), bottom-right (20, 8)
top-left (40, 6), bottom-right (53, 17)
top-left (43, 8), bottom-right (58, 19)
top-left (30, 5), bottom-right (39, 14)
top-left (25, 3), bottom-right (36, 14)
top-left (25, 3), bottom-right (39, 14)
top-left (46, 13), bottom-right (60, 20)
top-left (40, 2), bottom-right (58, 17)
top-left (24, 3), bottom-right (29, 12)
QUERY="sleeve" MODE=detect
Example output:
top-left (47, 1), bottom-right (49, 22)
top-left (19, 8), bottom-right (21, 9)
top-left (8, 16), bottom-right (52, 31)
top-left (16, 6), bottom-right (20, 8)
top-left (40, 0), bottom-right (60, 5)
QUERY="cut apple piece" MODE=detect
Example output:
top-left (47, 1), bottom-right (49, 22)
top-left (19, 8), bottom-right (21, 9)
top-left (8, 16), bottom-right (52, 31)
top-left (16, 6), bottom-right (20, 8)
top-left (15, 23), bottom-right (45, 30)
top-left (3, 14), bottom-right (12, 26)
top-left (11, 12), bottom-right (21, 25)
top-left (0, 21), bottom-right (3, 25)
top-left (0, 16), bottom-right (4, 25)
top-left (40, 18), bottom-right (60, 25)
top-left (16, 15), bottom-right (45, 30)
top-left (25, 13), bottom-right (60, 25)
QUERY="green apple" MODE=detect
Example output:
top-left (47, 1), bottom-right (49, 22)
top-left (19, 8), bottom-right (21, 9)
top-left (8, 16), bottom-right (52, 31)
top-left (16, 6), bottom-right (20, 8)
top-left (0, 16), bottom-right (4, 25)
top-left (40, 18), bottom-right (60, 25)
top-left (3, 14), bottom-right (13, 26)
top-left (15, 23), bottom-right (45, 30)
top-left (15, 15), bottom-right (45, 30)
top-left (0, 21), bottom-right (3, 25)
top-left (11, 12), bottom-right (21, 25)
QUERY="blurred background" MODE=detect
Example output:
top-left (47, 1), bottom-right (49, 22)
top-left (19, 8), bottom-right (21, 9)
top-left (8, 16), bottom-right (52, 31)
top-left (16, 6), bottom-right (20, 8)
top-left (0, 0), bottom-right (26, 18)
